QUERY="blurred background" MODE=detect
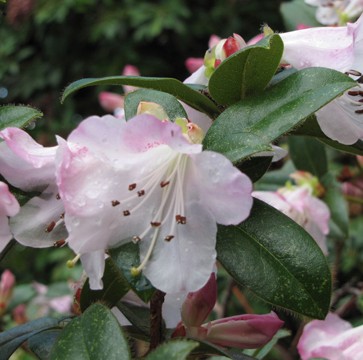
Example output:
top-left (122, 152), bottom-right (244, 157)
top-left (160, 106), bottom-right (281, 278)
top-left (0, 0), bottom-right (284, 140)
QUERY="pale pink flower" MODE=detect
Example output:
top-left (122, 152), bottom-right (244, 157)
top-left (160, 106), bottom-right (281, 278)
top-left (280, 14), bottom-right (363, 144)
top-left (56, 114), bottom-right (253, 293)
top-left (298, 312), bottom-right (363, 360)
top-left (0, 182), bottom-right (19, 251)
top-left (0, 128), bottom-right (67, 247)
top-left (253, 185), bottom-right (330, 254)
top-left (173, 273), bottom-right (284, 349)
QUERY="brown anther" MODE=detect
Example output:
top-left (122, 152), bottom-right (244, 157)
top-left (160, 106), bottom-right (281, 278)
top-left (137, 190), bottom-right (145, 197)
top-left (60, 213), bottom-right (65, 219)
top-left (151, 221), bottom-right (161, 227)
top-left (359, 99), bottom-right (363, 103)
top-left (355, 109), bottom-right (363, 114)
top-left (111, 200), bottom-right (120, 207)
top-left (346, 70), bottom-right (362, 77)
top-left (56, 193), bottom-right (61, 200)
top-left (176, 215), bottom-right (187, 224)
top-left (132, 236), bottom-right (141, 244)
top-left (53, 239), bottom-right (66, 248)
top-left (45, 221), bottom-right (56, 233)
top-left (164, 235), bottom-right (174, 242)
top-left (128, 183), bottom-right (137, 191)
top-left (348, 90), bottom-right (360, 96)
top-left (160, 181), bottom-right (170, 188)
top-left (123, 210), bottom-right (131, 216)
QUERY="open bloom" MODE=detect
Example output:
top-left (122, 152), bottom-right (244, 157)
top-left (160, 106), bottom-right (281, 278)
top-left (56, 114), bottom-right (253, 293)
top-left (253, 174), bottom-right (330, 254)
top-left (0, 128), bottom-right (67, 248)
top-left (0, 182), bottom-right (19, 252)
top-left (280, 14), bottom-right (363, 144)
top-left (298, 312), bottom-right (363, 359)
top-left (172, 273), bottom-right (284, 349)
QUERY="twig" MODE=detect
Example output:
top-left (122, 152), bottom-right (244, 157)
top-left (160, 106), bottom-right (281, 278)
top-left (149, 290), bottom-right (165, 351)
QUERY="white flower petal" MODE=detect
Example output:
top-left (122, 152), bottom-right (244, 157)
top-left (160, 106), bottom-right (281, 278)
top-left (80, 250), bottom-right (105, 290)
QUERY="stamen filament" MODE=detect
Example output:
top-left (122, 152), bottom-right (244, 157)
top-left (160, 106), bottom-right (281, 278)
top-left (66, 254), bottom-right (81, 268)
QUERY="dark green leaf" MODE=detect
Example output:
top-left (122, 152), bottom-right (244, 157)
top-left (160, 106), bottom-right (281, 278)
top-left (217, 199), bottom-right (332, 319)
top-left (204, 68), bottom-right (355, 164)
top-left (116, 301), bottom-right (151, 339)
top-left (110, 242), bottom-right (155, 303)
top-left (209, 34), bottom-right (284, 106)
top-left (0, 105), bottom-right (43, 131)
top-left (145, 340), bottom-right (199, 360)
top-left (237, 156), bottom-right (272, 183)
top-left (292, 116), bottom-right (363, 156)
top-left (288, 136), bottom-right (328, 178)
top-left (80, 258), bottom-right (130, 312)
top-left (50, 303), bottom-right (130, 360)
top-left (321, 173), bottom-right (349, 239)
top-left (0, 317), bottom-right (61, 360)
top-left (124, 88), bottom-right (187, 121)
top-left (28, 329), bottom-right (62, 360)
top-left (61, 76), bottom-right (220, 118)
top-left (280, 0), bottom-right (321, 31)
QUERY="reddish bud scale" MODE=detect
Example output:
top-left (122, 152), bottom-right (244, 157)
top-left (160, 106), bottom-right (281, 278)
top-left (223, 37), bottom-right (240, 57)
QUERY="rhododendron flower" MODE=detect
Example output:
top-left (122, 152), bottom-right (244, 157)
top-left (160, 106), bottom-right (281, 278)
top-left (56, 114), bottom-right (253, 293)
top-left (253, 174), bottom-right (330, 254)
top-left (280, 14), bottom-right (363, 144)
top-left (298, 312), bottom-right (363, 359)
top-left (0, 182), bottom-right (19, 252)
top-left (0, 128), bottom-right (67, 247)
top-left (0, 269), bottom-right (15, 315)
top-left (173, 273), bottom-right (284, 349)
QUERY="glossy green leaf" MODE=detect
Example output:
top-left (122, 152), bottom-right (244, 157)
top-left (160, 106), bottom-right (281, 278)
top-left (217, 199), bottom-right (332, 319)
top-left (209, 34), bottom-right (284, 106)
top-left (61, 76), bottom-right (220, 118)
top-left (321, 173), bottom-right (349, 239)
top-left (0, 317), bottom-right (61, 360)
top-left (145, 340), bottom-right (199, 360)
top-left (237, 156), bottom-right (272, 183)
top-left (110, 242), bottom-right (155, 303)
top-left (280, 0), bottom-right (321, 31)
top-left (28, 329), bottom-right (62, 360)
top-left (80, 258), bottom-right (130, 312)
top-left (50, 303), bottom-right (130, 360)
top-left (292, 116), bottom-right (363, 156)
top-left (0, 105), bottom-right (43, 131)
top-left (204, 68), bottom-right (355, 164)
top-left (124, 88), bottom-right (187, 121)
top-left (288, 136), bottom-right (328, 178)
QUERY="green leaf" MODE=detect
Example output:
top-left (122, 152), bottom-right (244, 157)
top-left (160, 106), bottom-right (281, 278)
top-left (110, 242), bottom-right (156, 303)
top-left (0, 317), bottom-right (61, 360)
top-left (209, 34), bottom-right (284, 106)
top-left (145, 340), bottom-right (199, 360)
top-left (61, 76), bottom-right (220, 118)
top-left (321, 173), bottom-right (349, 239)
top-left (0, 105), bottom-right (43, 131)
top-left (288, 136), bottom-right (328, 178)
top-left (204, 68), bottom-right (355, 164)
top-left (28, 329), bottom-right (62, 360)
top-left (237, 156), bottom-right (272, 183)
top-left (124, 88), bottom-right (187, 121)
top-left (217, 199), bottom-right (332, 319)
top-left (80, 258), bottom-right (130, 312)
top-left (292, 116), bottom-right (363, 156)
top-left (50, 303), bottom-right (130, 360)
top-left (280, 0), bottom-right (321, 31)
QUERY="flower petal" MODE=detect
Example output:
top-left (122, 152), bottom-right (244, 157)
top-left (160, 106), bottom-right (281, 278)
top-left (80, 250), bottom-right (105, 290)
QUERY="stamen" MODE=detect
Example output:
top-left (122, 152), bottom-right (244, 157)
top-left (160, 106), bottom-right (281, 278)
top-left (160, 181), bottom-right (170, 188)
top-left (60, 213), bottom-right (65, 219)
top-left (132, 236), bottom-right (141, 244)
top-left (66, 254), bottom-right (81, 268)
top-left (45, 221), bottom-right (56, 233)
top-left (150, 221), bottom-right (161, 227)
top-left (348, 90), bottom-right (360, 96)
top-left (346, 70), bottom-right (362, 77)
top-left (137, 190), bottom-right (145, 197)
top-left (128, 183), bottom-right (137, 191)
top-left (164, 235), bottom-right (174, 242)
top-left (53, 239), bottom-right (66, 248)
top-left (111, 200), bottom-right (120, 207)
top-left (56, 193), bottom-right (61, 200)
top-left (355, 109), bottom-right (363, 114)
top-left (175, 214), bottom-right (187, 224)
top-left (123, 210), bottom-right (131, 216)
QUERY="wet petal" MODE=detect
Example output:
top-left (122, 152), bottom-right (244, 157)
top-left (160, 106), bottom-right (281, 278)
top-left (80, 250), bottom-right (105, 290)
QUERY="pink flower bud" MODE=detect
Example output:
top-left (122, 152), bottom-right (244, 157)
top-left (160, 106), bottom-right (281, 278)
top-left (98, 92), bottom-right (124, 112)
top-left (203, 312), bottom-right (284, 349)
top-left (0, 269), bottom-right (15, 316)
top-left (122, 65), bottom-right (140, 93)
top-left (181, 273), bottom-right (217, 327)
top-left (185, 58), bottom-right (205, 73)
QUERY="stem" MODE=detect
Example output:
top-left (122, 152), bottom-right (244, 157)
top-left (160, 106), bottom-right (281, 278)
top-left (149, 290), bottom-right (165, 351)
top-left (345, 194), bottom-right (363, 205)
